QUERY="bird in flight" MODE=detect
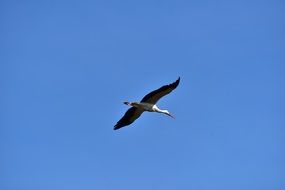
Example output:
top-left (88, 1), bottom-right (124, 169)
top-left (114, 77), bottom-right (180, 130)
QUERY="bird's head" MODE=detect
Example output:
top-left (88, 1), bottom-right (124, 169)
top-left (164, 110), bottom-right (175, 119)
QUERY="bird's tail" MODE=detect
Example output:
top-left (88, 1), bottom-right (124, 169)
top-left (124, 101), bottom-right (130, 105)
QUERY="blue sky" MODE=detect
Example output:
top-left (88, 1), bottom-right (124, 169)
top-left (1, 0), bottom-right (285, 189)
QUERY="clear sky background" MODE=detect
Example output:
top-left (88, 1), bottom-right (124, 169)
top-left (1, 0), bottom-right (285, 189)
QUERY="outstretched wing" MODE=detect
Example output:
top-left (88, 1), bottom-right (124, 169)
top-left (140, 77), bottom-right (180, 104)
top-left (114, 107), bottom-right (144, 130)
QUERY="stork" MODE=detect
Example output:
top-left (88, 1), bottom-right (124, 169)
top-left (114, 77), bottom-right (180, 130)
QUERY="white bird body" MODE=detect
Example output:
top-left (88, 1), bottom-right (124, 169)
top-left (114, 77), bottom-right (180, 130)
top-left (124, 102), bottom-right (173, 116)
top-left (125, 102), bottom-right (154, 111)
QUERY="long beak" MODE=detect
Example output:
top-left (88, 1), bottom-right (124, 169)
top-left (167, 113), bottom-right (175, 119)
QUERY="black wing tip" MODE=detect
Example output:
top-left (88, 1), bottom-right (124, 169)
top-left (114, 122), bottom-right (131, 130)
top-left (114, 125), bottom-right (121, 130)
top-left (177, 77), bottom-right (180, 83)
top-left (172, 77), bottom-right (180, 88)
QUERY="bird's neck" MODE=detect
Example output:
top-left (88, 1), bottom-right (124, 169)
top-left (153, 106), bottom-right (168, 114)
